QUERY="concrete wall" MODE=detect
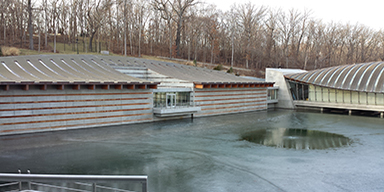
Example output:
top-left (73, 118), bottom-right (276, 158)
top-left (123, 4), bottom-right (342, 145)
top-left (0, 85), bottom-right (153, 135)
top-left (194, 88), bottom-right (267, 116)
top-left (266, 68), bottom-right (306, 109)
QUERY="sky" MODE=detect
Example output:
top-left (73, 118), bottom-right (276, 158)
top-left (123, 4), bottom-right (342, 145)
top-left (203, 0), bottom-right (384, 31)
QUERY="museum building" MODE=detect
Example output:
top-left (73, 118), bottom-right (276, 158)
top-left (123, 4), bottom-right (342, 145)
top-left (0, 54), bottom-right (273, 135)
top-left (267, 62), bottom-right (384, 117)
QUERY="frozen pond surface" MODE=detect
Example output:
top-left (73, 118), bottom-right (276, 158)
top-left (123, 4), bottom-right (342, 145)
top-left (1, 110), bottom-right (384, 191)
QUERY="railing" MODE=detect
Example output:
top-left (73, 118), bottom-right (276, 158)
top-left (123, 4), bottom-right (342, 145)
top-left (153, 101), bottom-right (194, 108)
top-left (0, 173), bottom-right (148, 192)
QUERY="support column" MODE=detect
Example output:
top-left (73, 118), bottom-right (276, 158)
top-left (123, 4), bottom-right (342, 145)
top-left (380, 112), bottom-right (383, 119)
top-left (349, 110), bottom-right (352, 116)
top-left (320, 108), bottom-right (323, 113)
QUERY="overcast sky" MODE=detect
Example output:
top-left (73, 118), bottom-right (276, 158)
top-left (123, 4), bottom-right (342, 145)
top-left (203, 0), bottom-right (384, 31)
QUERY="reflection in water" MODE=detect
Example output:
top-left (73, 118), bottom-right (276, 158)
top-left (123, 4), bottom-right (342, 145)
top-left (242, 128), bottom-right (352, 149)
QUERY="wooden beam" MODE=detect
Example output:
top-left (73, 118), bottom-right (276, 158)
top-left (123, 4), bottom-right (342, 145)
top-left (57, 85), bottom-right (64, 90)
top-left (73, 84), bottom-right (80, 90)
top-left (148, 84), bottom-right (158, 89)
top-left (195, 84), bottom-right (203, 89)
top-left (203, 84), bottom-right (211, 89)
top-left (3, 85), bottom-right (9, 91)
top-left (115, 84), bottom-right (123, 90)
top-left (40, 84), bottom-right (47, 90)
top-left (102, 85), bottom-right (110, 90)
top-left (22, 85), bottom-right (29, 91)
top-left (88, 85), bottom-right (96, 90)
top-left (127, 84), bottom-right (135, 89)
top-left (136, 84), bottom-right (146, 89)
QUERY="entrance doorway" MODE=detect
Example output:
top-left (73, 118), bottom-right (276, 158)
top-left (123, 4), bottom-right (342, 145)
top-left (166, 93), bottom-right (177, 108)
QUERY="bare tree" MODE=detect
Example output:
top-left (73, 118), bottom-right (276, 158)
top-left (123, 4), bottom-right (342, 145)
top-left (264, 9), bottom-right (278, 68)
top-left (137, 0), bottom-right (150, 57)
top-left (170, 0), bottom-right (198, 56)
top-left (236, 3), bottom-right (266, 68)
top-left (26, 0), bottom-right (31, 49)
top-left (4, 0), bottom-right (384, 74)
top-left (87, 0), bottom-right (111, 52)
top-left (152, 0), bottom-right (173, 58)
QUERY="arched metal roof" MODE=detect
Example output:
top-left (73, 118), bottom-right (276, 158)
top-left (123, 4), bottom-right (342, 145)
top-left (285, 62), bottom-right (384, 93)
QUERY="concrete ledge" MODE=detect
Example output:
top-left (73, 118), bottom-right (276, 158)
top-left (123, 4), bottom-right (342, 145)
top-left (153, 107), bottom-right (201, 117)
top-left (294, 100), bottom-right (384, 112)
top-left (267, 99), bottom-right (278, 104)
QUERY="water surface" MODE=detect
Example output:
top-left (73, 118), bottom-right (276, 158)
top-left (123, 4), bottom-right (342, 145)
top-left (1, 110), bottom-right (384, 191)
top-left (242, 128), bottom-right (352, 149)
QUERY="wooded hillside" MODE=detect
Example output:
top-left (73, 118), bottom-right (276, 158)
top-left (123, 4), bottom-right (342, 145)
top-left (1, 0), bottom-right (384, 71)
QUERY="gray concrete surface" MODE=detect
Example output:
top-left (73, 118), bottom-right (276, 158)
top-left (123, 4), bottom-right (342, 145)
top-left (266, 68), bottom-right (306, 109)
top-left (0, 110), bottom-right (384, 192)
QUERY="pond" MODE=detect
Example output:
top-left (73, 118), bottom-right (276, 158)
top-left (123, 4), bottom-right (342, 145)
top-left (0, 110), bottom-right (384, 191)
top-left (241, 128), bottom-right (352, 150)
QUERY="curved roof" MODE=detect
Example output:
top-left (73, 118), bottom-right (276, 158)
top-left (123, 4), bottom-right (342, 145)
top-left (0, 55), bottom-right (156, 85)
top-left (285, 62), bottom-right (384, 93)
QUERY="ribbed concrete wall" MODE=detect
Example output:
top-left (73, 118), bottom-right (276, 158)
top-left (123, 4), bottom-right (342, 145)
top-left (0, 86), bottom-right (153, 135)
top-left (194, 88), bottom-right (267, 116)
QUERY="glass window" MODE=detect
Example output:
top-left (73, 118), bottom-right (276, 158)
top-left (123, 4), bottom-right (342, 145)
top-left (267, 89), bottom-right (278, 100)
top-left (303, 84), bottom-right (309, 101)
top-left (360, 92), bottom-right (367, 105)
top-left (377, 93), bottom-right (384, 105)
top-left (344, 91), bottom-right (351, 104)
top-left (315, 86), bottom-right (322, 102)
top-left (289, 81), bottom-right (298, 100)
top-left (329, 89), bottom-right (336, 103)
top-left (154, 92), bottom-right (191, 108)
top-left (367, 92), bottom-right (375, 105)
top-left (309, 85), bottom-right (315, 101)
top-left (351, 91), bottom-right (359, 104)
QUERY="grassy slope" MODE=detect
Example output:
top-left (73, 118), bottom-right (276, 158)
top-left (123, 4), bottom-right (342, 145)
top-left (17, 42), bottom-right (194, 65)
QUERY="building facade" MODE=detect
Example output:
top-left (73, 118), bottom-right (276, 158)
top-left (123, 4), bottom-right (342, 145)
top-left (0, 55), bottom-right (273, 135)
top-left (268, 62), bottom-right (384, 117)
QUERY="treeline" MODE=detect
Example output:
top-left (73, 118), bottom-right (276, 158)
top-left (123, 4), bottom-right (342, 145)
top-left (1, 0), bottom-right (384, 70)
